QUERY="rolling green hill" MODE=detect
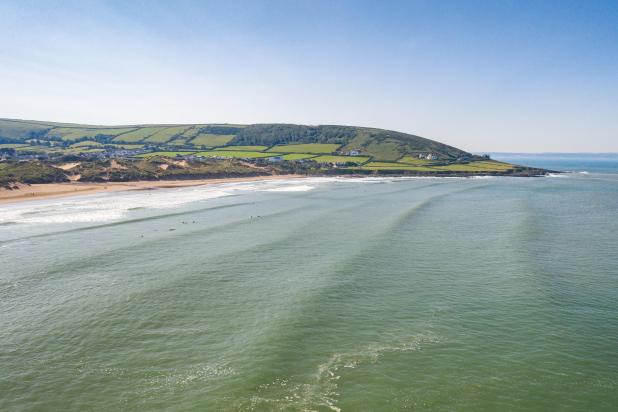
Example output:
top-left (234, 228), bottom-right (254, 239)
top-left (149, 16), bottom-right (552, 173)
top-left (0, 118), bottom-right (470, 161)
top-left (1, 118), bottom-right (553, 183)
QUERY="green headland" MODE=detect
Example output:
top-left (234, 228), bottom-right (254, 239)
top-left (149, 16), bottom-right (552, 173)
top-left (0, 118), bottom-right (549, 187)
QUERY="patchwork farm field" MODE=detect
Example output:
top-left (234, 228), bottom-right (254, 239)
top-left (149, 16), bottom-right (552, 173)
top-left (113, 127), bottom-right (164, 143)
top-left (0, 119), bottom-right (539, 177)
top-left (190, 134), bottom-right (236, 146)
top-left (213, 145), bottom-right (268, 152)
top-left (0, 143), bottom-right (29, 149)
top-left (357, 160), bottom-right (515, 173)
top-left (360, 162), bottom-right (434, 171)
top-left (467, 160), bottom-right (514, 170)
top-left (48, 127), bottom-right (138, 141)
top-left (196, 150), bottom-right (273, 159)
top-left (136, 151), bottom-right (196, 158)
top-left (430, 161), bottom-right (514, 172)
top-left (313, 155), bottom-right (370, 164)
top-left (70, 140), bottom-right (103, 147)
top-left (268, 143), bottom-right (341, 154)
top-left (398, 156), bottom-right (435, 165)
top-left (143, 126), bottom-right (192, 143)
top-left (280, 153), bottom-right (317, 160)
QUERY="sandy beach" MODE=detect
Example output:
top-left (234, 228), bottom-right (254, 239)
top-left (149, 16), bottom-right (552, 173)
top-left (0, 175), bottom-right (304, 205)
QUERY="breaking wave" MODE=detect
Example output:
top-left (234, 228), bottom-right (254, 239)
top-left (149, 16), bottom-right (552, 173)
top-left (0, 179), bottom-right (320, 226)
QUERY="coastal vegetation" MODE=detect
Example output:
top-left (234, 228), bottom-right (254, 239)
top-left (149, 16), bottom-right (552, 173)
top-left (0, 118), bottom-right (551, 187)
top-left (0, 158), bottom-right (274, 188)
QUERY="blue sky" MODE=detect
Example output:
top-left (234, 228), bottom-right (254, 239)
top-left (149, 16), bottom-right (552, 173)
top-left (0, 0), bottom-right (616, 151)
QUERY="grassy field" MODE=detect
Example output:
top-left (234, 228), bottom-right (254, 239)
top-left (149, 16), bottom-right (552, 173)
top-left (268, 143), bottom-right (341, 154)
top-left (190, 134), bottom-right (236, 146)
top-left (313, 155), bottom-right (370, 164)
top-left (214, 145), bottom-right (268, 152)
top-left (167, 138), bottom-right (188, 146)
top-left (196, 150), bottom-right (274, 159)
top-left (398, 156), bottom-right (434, 165)
top-left (69, 142), bottom-right (142, 149)
top-left (0, 119), bottom-right (528, 176)
top-left (357, 159), bottom-right (515, 173)
top-left (67, 148), bottom-right (105, 154)
top-left (281, 153), bottom-right (318, 160)
top-left (113, 127), bottom-right (165, 143)
top-left (70, 140), bottom-right (104, 147)
top-left (340, 131), bottom-right (402, 161)
top-left (467, 160), bottom-right (514, 170)
top-left (0, 143), bottom-right (29, 148)
top-left (136, 151), bottom-right (196, 158)
top-left (0, 120), bottom-right (52, 140)
top-left (143, 126), bottom-right (192, 143)
top-left (48, 127), bottom-right (138, 141)
top-left (360, 162), bottom-right (435, 171)
top-left (15, 146), bottom-right (64, 153)
top-left (180, 125), bottom-right (208, 139)
top-left (430, 161), bottom-right (514, 172)
top-left (1, 120), bottom-right (479, 162)
top-left (108, 143), bottom-right (144, 149)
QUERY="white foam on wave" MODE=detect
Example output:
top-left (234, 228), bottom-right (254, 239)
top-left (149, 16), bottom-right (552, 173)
top-left (265, 184), bottom-right (315, 192)
top-left (0, 174), bottom-right (478, 226)
top-left (0, 178), bottom-right (323, 226)
top-left (0, 186), bottom-right (234, 225)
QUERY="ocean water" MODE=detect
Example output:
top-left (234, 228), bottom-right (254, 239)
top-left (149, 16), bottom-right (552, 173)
top-left (1, 155), bottom-right (617, 411)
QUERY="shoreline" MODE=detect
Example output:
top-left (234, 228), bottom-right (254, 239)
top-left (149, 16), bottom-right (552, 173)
top-left (0, 175), bottom-right (304, 205)
top-left (0, 168), bottom-right (553, 206)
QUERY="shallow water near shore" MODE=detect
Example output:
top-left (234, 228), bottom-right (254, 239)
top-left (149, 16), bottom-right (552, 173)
top-left (1, 155), bottom-right (617, 411)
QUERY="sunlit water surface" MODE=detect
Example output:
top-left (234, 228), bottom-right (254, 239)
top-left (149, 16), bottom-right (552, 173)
top-left (1, 155), bottom-right (617, 411)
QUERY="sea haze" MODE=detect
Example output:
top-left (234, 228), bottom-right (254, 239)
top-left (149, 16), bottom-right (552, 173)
top-left (1, 155), bottom-right (617, 411)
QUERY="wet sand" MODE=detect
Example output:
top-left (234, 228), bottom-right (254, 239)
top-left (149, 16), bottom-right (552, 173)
top-left (0, 175), bottom-right (304, 205)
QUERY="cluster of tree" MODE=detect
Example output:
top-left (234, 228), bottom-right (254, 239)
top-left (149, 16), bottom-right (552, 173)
top-left (231, 124), bottom-right (358, 146)
top-left (196, 126), bottom-right (243, 135)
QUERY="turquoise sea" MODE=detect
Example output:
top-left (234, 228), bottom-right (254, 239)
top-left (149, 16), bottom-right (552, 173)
top-left (1, 154), bottom-right (617, 411)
